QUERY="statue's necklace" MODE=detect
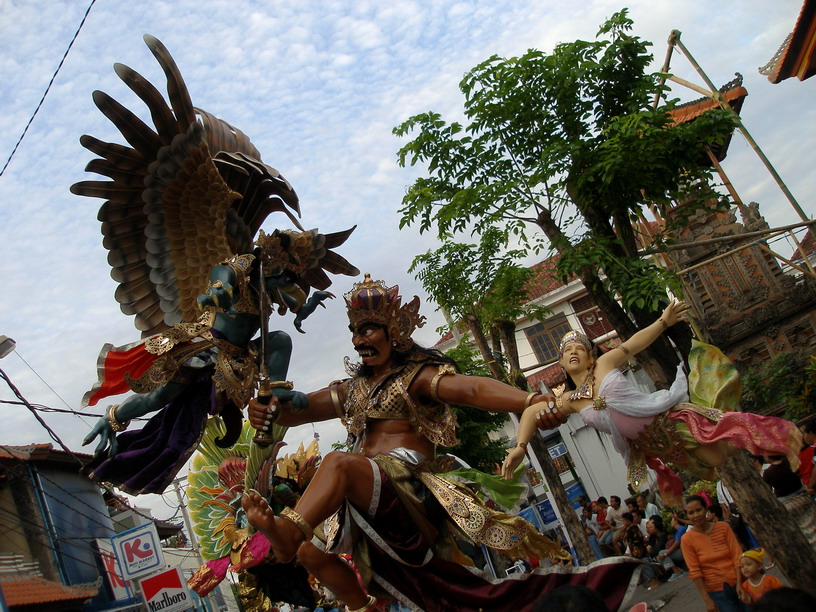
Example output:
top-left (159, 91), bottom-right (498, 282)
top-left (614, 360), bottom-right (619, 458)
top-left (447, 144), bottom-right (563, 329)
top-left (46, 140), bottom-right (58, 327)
top-left (568, 364), bottom-right (594, 402)
top-left (568, 363), bottom-right (606, 410)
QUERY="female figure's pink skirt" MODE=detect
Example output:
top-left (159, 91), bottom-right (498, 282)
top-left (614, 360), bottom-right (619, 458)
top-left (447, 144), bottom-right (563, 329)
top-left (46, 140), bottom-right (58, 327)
top-left (628, 403), bottom-right (801, 507)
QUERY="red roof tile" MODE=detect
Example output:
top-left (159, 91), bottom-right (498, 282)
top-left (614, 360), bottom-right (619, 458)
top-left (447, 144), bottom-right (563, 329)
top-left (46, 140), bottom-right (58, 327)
top-left (434, 330), bottom-right (454, 346)
top-left (668, 84), bottom-right (748, 125)
top-left (524, 255), bottom-right (570, 301)
top-left (0, 444), bottom-right (93, 465)
top-left (0, 575), bottom-right (97, 607)
top-left (792, 230), bottom-right (815, 261)
top-left (526, 363), bottom-right (566, 390)
top-left (766, 0), bottom-right (816, 83)
top-left (667, 76), bottom-right (747, 164)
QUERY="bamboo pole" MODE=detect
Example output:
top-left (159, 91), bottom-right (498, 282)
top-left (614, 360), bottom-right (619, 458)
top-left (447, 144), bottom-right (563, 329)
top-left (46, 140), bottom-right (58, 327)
top-left (758, 243), bottom-right (816, 280)
top-left (706, 150), bottom-right (744, 207)
top-left (671, 33), bottom-right (810, 222)
top-left (787, 229), bottom-right (816, 277)
top-left (639, 219), bottom-right (816, 255)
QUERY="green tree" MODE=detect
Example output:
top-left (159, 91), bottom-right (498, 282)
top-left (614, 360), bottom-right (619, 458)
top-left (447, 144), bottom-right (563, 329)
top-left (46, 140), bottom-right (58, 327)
top-left (410, 228), bottom-right (540, 387)
top-left (394, 9), bottom-right (737, 385)
top-left (439, 343), bottom-right (510, 472)
top-left (740, 353), bottom-right (815, 422)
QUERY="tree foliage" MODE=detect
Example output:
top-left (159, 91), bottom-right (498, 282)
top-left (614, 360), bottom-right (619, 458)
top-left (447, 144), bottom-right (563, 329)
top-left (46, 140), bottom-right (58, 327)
top-left (394, 9), bottom-right (739, 382)
top-left (740, 353), bottom-right (816, 422)
top-left (409, 228), bottom-right (532, 323)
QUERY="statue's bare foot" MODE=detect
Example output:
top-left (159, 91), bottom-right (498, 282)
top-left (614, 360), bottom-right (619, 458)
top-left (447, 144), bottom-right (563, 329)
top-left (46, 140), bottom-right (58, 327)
top-left (242, 490), bottom-right (304, 563)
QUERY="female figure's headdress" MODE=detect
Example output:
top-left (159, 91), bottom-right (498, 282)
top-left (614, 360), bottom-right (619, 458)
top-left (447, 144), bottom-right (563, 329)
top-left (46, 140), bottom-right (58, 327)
top-left (344, 274), bottom-right (426, 351)
top-left (559, 330), bottom-right (593, 356)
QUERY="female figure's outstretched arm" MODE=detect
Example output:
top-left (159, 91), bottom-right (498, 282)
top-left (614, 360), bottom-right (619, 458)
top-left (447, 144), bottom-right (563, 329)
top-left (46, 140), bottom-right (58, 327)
top-left (595, 299), bottom-right (689, 378)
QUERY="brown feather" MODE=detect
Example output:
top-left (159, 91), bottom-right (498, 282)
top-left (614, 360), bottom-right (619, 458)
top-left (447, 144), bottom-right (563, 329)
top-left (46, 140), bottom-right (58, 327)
top-left (143, 35), bottom-right (196, 131)
top-left (78, 135), bottom-right (146, 166)
top-left (114, 63), bottom-right (177, 144)
top-left (92, 90), bottom-right (162, 155)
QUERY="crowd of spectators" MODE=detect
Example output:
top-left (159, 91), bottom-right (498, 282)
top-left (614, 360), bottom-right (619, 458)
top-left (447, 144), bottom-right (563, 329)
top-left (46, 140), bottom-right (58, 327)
top-left (523, 418), bottom-right (816, 610)
top-left (570, 422), bottom-right (816, 608)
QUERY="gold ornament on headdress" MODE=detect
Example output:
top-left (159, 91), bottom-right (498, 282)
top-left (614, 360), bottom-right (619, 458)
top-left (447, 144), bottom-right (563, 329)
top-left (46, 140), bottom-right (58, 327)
top-left (255, 230), bottom-right (290, 273)
top-left (254, 229), bottom-right (312, 276)
top-left (558, 330), bottom-right (593, 356)
top-left (344, 273), bottom-right (426, 351)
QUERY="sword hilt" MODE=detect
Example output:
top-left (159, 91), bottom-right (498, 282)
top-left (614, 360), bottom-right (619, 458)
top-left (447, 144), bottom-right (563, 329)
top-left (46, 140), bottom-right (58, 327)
top-left (252, 378), bottom-right (276, 448)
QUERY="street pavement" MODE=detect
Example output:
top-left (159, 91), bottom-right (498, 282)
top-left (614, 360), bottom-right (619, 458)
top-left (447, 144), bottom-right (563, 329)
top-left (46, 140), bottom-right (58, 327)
top-left (622, 565), bottom-right (789, 611)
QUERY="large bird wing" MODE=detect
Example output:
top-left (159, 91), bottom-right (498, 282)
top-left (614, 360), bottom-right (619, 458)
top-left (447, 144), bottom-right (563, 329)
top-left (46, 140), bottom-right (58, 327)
top-left (71, 35), bottom-right (302, 337)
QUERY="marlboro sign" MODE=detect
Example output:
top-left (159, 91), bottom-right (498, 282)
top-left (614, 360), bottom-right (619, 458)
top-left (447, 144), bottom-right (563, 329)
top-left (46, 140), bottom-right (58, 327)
top-left (139, 567), bottom-right (193, 612)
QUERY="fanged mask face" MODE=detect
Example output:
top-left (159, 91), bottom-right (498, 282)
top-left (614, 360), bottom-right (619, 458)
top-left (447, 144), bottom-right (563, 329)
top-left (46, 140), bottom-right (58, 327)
top-left (350, 323), bottom-right (391, 370)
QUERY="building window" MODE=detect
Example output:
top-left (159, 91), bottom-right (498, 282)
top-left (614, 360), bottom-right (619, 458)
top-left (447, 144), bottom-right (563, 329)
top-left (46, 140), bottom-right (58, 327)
top-left (525, 315), bottom-right (572, 364)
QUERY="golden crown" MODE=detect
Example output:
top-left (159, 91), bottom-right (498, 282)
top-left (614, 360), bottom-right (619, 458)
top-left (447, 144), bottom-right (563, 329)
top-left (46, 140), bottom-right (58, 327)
top-left (559, 330), bottom-right (593, 355)
top-left (344, 273), bottom-right (426, 351)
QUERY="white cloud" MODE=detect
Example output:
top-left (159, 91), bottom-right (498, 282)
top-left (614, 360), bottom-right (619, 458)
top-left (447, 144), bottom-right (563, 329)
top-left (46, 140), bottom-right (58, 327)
top-left (0, 0), bottom-right (813, 522)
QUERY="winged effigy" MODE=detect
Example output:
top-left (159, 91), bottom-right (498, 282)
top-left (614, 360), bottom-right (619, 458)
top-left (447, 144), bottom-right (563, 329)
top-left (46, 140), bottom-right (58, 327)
top-left (72, 35), bottom-right (358, 495)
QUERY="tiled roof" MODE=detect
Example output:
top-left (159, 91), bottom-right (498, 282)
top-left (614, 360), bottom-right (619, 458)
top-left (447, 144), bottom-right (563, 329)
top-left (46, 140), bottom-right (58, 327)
top-left (0, 443), bottom-right (93, 466)
top-left (435, 330), bottom-right (454, 346)
top-left (792, 230), bottom-right (815, 261)
top-left (0, 574), bottom-right (97, 607)
top-left (526, 363), bottom-right (565, 390)
top-left (668, 75), bottom-right (747, 163)
top-left (668, 84), bottom-right (748, 125)
top-left (524, 255), bottom-right (569, 301)
top-left (765, 0), bottom-right (816, 83)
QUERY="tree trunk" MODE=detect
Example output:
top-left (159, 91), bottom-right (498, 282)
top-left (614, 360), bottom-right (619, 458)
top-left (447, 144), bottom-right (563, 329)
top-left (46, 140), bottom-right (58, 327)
top-left (465, 314), bottom-right (506, 381)
top-left (536, 209), bottom-right (672, 386)
top-left (498, 320), bottom-right (529, 390)
top-left (717, 453), bottom-right (816, 597)
top-left (529, 433), bottom-right (594, 565)
top-left (489, 326), bottom-right (503, 358)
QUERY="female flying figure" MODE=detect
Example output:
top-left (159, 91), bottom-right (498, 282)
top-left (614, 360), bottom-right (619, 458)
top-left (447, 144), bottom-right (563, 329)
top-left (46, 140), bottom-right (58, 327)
top-left (503, 300), bottom-right (801, 506)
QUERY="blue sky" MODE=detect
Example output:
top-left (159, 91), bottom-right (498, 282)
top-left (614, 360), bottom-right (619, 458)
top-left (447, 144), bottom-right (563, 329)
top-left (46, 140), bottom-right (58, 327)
top-left (0, 0), bottom-right (813, 517)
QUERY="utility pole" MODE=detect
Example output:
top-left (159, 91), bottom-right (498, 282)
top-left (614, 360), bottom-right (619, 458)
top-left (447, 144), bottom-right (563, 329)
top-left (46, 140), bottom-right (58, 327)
top-left (172, 476), bottom-right (203, 565)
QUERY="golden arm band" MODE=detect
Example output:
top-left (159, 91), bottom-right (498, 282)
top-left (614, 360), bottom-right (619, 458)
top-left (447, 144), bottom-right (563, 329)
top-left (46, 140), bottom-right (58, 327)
top-left (329, 381), bottom-right (344, 419)
top-left (429, 364), bottom-right (456, 403)
top-left (107, 404), bottom-right (130, 433)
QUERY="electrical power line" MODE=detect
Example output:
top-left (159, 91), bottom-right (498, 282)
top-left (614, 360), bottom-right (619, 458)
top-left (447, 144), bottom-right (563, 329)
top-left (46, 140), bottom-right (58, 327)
top-left (0, 370), bottom-right (83, 463)
top-left (0, 398), bottom-right (150, 423)
top-left (0, 0), bottom-right (98, 178)
top-left (10, 350), bottom-right (93, 427)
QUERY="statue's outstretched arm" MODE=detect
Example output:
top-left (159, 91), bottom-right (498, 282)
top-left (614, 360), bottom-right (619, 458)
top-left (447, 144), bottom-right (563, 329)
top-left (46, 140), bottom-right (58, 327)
top-left (82, 381), bottom-right (188, 456)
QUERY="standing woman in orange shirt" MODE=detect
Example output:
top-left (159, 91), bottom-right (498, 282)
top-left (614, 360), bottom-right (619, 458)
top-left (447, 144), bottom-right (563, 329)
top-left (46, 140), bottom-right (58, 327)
top-left (680, 495), bottom-right (747, 612)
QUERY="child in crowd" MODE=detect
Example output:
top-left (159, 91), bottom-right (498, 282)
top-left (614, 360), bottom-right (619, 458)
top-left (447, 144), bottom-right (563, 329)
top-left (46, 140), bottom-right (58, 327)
top-left (738, 549), bottom-right (783, 606)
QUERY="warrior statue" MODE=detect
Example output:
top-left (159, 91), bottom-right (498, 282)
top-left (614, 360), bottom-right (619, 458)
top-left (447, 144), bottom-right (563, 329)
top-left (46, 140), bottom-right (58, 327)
top-left (241, 274), bottom-right (642, 612)
top-left (72, 35), bottom-right (358, 494)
